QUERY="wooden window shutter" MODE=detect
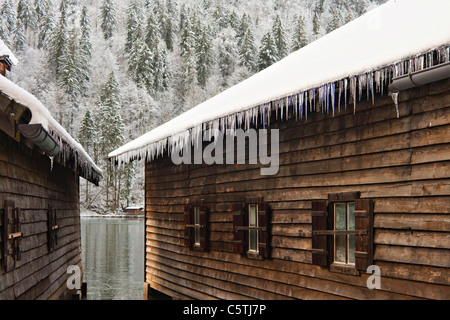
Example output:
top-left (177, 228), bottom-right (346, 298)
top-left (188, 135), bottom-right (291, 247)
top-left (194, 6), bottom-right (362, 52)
top-left (354, 199), bottom-right (374, 272)
top-left (257, 199), bottom-right (271, 259)
top-left (311, 200), bottom-right (329, 266)
top-left (2, 200), bottom-right (22, 272)
top-left (184, 205), bottom-right (193, 248)
top-left (199, 204), bottom-right (209, 252)
top-left (47, 207), bottom-right (58, 251)
top-left (232, 203), bottom-right (246, 254)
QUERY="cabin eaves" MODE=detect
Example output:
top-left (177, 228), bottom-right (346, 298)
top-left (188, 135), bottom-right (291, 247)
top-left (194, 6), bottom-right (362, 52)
top-left (109, 0), bottom-right (450, 165)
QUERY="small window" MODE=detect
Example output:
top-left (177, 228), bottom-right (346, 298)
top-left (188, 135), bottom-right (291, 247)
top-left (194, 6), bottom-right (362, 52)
top-left (194, 206), bottom-right (201, 247)
top-left (311, 192), bottom-right (374, 275)
top-left (184, 204), bottom-right (210, 252)
top-left (248, 204), bottom-right (259, 253)
top-left (333, 202), bottom-right (355, 265)
top-left (233, 198), bottom-right (271, 259)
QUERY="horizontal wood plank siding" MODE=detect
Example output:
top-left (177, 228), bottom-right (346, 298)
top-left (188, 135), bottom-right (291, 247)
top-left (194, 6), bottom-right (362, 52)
top-left (145, 79), bottom-right (450, 300)
top-left (0, 129), bottom-right (81, 300)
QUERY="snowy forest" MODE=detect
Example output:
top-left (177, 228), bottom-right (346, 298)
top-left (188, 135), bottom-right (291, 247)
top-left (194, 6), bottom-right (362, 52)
top-left (0, 0), bottom-right (384, 214)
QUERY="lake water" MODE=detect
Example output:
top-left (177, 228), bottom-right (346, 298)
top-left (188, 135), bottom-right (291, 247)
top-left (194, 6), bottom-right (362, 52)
top-left (81, 217), bottom-right (145, 300)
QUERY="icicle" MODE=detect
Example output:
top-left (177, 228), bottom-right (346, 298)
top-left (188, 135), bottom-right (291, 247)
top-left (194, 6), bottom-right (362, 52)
top-left (331, 83), bottom-right (335, 117)
top-left (358, 74), bottom-right (366, 101)
top-left (344, 78), bottom-right (348, 109)
top-left (350, 76), bottom-right (357, 114)
top-left (390, 92), bottom-right (400, 118)
top-left (299, 92), bottom-right (304, 120)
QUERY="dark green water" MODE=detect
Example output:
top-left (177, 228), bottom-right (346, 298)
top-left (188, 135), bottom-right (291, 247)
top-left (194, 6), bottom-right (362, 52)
top-left (81, 217), bottom-right (145, 300)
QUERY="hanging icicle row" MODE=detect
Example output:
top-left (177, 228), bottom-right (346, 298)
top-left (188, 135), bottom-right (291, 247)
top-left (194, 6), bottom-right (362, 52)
top-left (110, 45), bottom-right (450, 167)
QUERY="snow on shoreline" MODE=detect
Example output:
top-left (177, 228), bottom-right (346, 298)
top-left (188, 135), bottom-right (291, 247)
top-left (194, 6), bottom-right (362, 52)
top-left (80, 208), bottom-right (144, 219)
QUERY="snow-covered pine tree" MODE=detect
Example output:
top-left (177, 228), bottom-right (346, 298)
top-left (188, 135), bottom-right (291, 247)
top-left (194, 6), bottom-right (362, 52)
top-left (98, 71), bottom-right (124, 210)
top-left (36, 2), bottom-right (54, 49)
top-left (152, 38), bottom-right (170, 96)
top-left (196, 26), bottom-right (213, 88)
top-left (238, 27), bottom-right (256, 72)
top-left (17, 0), bottom-right (37, 32)
top-left (162, 0), bottom-right (176, 51)
top-left (136, 41), bottom-right (154, 94)
top-left (13, 16), bottom-right (26, 52)
top-left (79, 6), bottom-right (92, 59)
top-left (0, 0), bottom-right (16, 45)
top-left (145, 10), bottom-right (160, 49)
top-left (272, 15), bottom-right (288, 60)
top-left (128, 23), bottom-right (144, 80)
top-left (78, 109), bottom-right (96, 204)
top-left (100, 0), bottom-right (117, 40)
top-left (217, 28), bottom-right (239, 87)
top-left (48, 3), bottom-right (68, 75)
top-left (236, 13), bottom-right (251, 47)
top-left (257, 31), bottom-right (278, 71)
top-left (312, 8), bottom-right (321, 36)
top-left (326, 8), bottom-right (343, 34)
top-left (291, 15), bottom-right (308, 52)
top-left (125, 0), bottom-right (143, 53)
top-left (35, 0), bottom-right (50, 27)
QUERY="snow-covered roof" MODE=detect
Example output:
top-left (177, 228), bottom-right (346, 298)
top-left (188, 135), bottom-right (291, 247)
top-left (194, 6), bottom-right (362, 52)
top-left (109, 0), bottom-right (450, 165)
top-left (0, 39), bottom-right (19, 65)
top-left (0, 75), bottom-right (102, 184)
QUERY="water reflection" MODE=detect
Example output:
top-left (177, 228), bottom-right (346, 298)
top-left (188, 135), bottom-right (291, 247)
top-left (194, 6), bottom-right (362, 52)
top-left (81, 218), bottom-right (145, 300)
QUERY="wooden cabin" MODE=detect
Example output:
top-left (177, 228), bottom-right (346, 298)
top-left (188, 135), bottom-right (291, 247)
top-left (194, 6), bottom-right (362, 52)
top-left (124, 206), bottom-right (144, 216)
top-left (0, 42), bottom-right (102, 300)
top-left (110, 0), bottom-right (450, 300)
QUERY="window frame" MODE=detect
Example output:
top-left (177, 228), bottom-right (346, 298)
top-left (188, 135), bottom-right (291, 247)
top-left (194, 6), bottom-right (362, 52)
top-left (248, 203), bottom-right (259, 254)
top-left (184, 202), bottom-right (210, 252)
top-left (331, 201), bottom-right (356, 267)
top-left (193, 206), bottom-right (201, 247)
top-left (311, 192), bottom-right (374, 276)
top-left (328, 193), bottom-right (359, 275)
top-left (233, 197), bottom-right (271, 260)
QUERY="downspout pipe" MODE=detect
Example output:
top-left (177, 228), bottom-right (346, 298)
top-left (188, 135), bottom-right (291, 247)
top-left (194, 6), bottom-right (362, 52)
top-left (18, 123), bottom-right (60, 157)
top-left (388, 60), bottom-right (450, 93)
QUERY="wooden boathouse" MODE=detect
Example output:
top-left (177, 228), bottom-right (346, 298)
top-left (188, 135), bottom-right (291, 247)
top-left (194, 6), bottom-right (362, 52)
top-left (110, 0), bottom-right (450, 300)
top-left (0, 40), bottom-right (102, 300)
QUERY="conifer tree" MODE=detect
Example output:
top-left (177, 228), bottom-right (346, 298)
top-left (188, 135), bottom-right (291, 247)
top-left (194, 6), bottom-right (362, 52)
top-left (78, 109), bottom-right (96, 204)
top-left (257, 31), bottom-right (278, 71)
top-left (239, 27), bottom-right (256, 72)
top-left (152, 39), bottom-right (169, 95)
top-left (272, 15), bottom-right (288, 60)
top-left (100, 0), bottom-right (117, 40)
top-left (0, 1), bottom-right (16, 45)
top-left (37, 4), bottom-right (54, 49)
top-left (162, 0), bottom-right (175, 51)
top-left (326, 8), bottom-right (343, 34)
top-left (98, 72), bottom-right (124, 210)
top-left (80, 6), bottom-right (92, 59)
top-left (17, 0), bottom-right (37, 32)
top-left (312, 9), bottom-right (321, 36)
top-left (217, 29), bottom-right (239, 87)
top-left (126, 0), bottom-right (142, 53)
top-left (196, 27), bottom-right (213, 88)
top-left (49, 4), bottom-right (68, 75)
top-left (13, 18), bottom-right (26, 51)
top-left (145, 12), bottom-right (160, 49)
top-left (291, 15), bottom-right (308, 52)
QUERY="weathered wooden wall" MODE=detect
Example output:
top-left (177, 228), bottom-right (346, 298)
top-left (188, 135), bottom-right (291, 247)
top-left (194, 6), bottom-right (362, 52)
top-left (144, 79), bottom-right (450, 300)
top-left (0, 128), bottom-right (82, 300)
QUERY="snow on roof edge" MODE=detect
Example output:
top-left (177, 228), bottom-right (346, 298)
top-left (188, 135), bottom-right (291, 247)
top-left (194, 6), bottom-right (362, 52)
top-left (109, 0), bottom-right (450, 165)
top-left (0, 75), bottom-right (102, 183)
top-left (0, 39), bottom-right (19, 66)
